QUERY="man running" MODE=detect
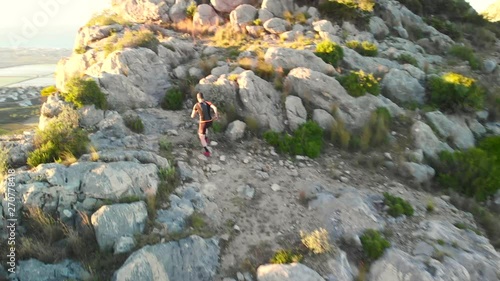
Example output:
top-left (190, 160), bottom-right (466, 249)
top-left (191, 92), bottom-right (218, 157)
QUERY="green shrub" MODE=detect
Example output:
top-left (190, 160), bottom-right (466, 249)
top-left (435, 148), bottom-right (500, 201)
top-left (448, 45), bottom-right (480, 70)
top-left (346, 40), bottom-right (378, 56)
top-left (253, 18), bottom-right (263, 26)
top-left (40, 85), bottom-right (57, 97)
top-left (383, 192), bottom-right (414, 217)
top-left (339, 70), bottom-right (380, 97)
top-left (124, 116), bottom-right (144, 134)
top-left (319, 0), bottom-right (372, 23)
top-left (86, 13), bottom-right (130, 27)
top-left (263, 121), bottom-right (324, 158)
top-left (359, 108), bottom-right (391, 151)
top-left (478, 136), bottom-right (500, 165)
top-left (117, 29), bottom-right (159, 53)
top-left (429, 72), bottom-right (484, 112)
top-left (270, 249), bottom-right (303, 264)
top-left (63, 77), bottom-right (107, 109)
top-left (161, 88), bottom-right (184, 110)
top-left (360, 229), bottom-right (390, 261)
top-left (300, 228), bottom-right (332, 254)
top-left (186, 2), bottom-right (197, 19)
top-left (27, 107), bottom-right (89, 167)
top-left (425, 17), bottom-right (462, 40)
top-left (315, 40), bottom-right (344, 67)
top-left (396, 54), bottom-right (418, 67)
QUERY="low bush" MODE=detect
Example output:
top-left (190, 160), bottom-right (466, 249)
top-left (338, 70), bottom-right (380, 97)
top-left (435, 143), bottom-right (500, 201)
top-left (383, 192), bottom-right (414, 217)
top-left (318, 0), bottom-right (372, 24)
top-left (330, 119), bottom-right (351, 150)
top-left (359, 108), bottom-right (391, 151)
top-left (428, 72), bottom-right (484, 112)
top-left (63, 77), bottom-right (107, 109)
top-left (448, 45), bottom-right (480, 70)
top-left (263, 121), bottom-right (324, 158)
top-left (346, 40), bottom-right (378, 57)
top-left (86, 12), bottom-right (130, 27)
top-left (396, 54), bottom-right (418, 67)
top-left (360, 229), bottom-right (390, 261)
top-left (315, 40), bottom-right (344, 67)
top-left (270, 249), bottom-right (303, 264)
top-left (300, 228), bottom-right (332, 254)
top-left (40, 85), bottom-right (57, 97)
top-left (425, 17), bottom-right (462, 40)
top-left (161, 87), bottom-right (184, 110)
top-left (117, 29), bottom-right (160, 53)
top-left (27, 107), bottom-right (89, 167)
top-left (124, 116), bottom-right (144, 133)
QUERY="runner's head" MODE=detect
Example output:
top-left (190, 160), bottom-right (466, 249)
top-left (196, 92), bottom-right (204, 102)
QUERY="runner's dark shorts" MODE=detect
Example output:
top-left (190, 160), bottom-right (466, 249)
top-left (198, 121), bottom-right (212, 135)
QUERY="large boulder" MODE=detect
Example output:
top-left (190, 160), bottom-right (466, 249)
top-left (261, 0), bottom-right (294, 17)
top-left (80, 162), bottom-right (159, 199)
top-left (39, 94), bottom-right (67, 130)
top-left (98, 73), bottom-right (156, 112)
top-left (285, 95), bottom-right (307, 131)
top-left (263, 18), bottom-right (291, 34)
top-left (15, 259), bottom-right (91, 281)
top-left (237, 71), bottom-right (285, 132)
top-left (226, 120), bottom-right (247, 141)
top-left (78, 105), bottom-right (105, 129)
top-left (342, 47), bottom-right (399, 74)
top-left (91, 201), bottom-right (148, 251)
top-left (312, 109), bottom-right (336, 131)
top-left (55, 50), bottom-right (104, 91)
top-left (484, 58), bottom-right (497, 74)
top-left (168, 0), bottom-right (194, 23)
top-left (425, 111), bottom-right (475, 150)
top-left (257, 263), bottom-right (325, 281)
top-left (230, 4), bottom-right (258, 27)
top-left (258, 8), bottom-right (274, 22)
top-left (381, 68), bottom-right (426, 105)
top-left (210, 0), bottom-right (248, 13)
top-left (113, 235), bottom-right (220, 281)
top-left (193, 4), bottom-right (221, 26)
top-left (399, 162), bottom-right (435, 185)
top-left (411, 121), bottom-right (453, 159)
top-left (111, 0), bottom-right (170, 23)
top-left (195, 75), bottom-right (239, 111)
top-left (265, 47), bottom-right (335, 74)
top-left (369, 16), bottom-right (389, 39)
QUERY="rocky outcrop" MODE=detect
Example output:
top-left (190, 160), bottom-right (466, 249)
top-left (74, 24), bottom-right (124, 49)
top-left (111, 0), bottom-right (170, 23)
top-left (381, 68), bottom-right (426, 105)
top-left (425, 111), bottom-right (475, 150)
top-left (369, 16), bottom-right (390, 39)
top-left (413, 121), bottom-right (454, 159)
top-left (91, 201), bottom-right (148, 251)
top-left (237, 71), bottom-right (285, 132)
top-left (342, 47), bottom-right (399, 75)
top-left (193, 4), bottom-right (221, 26)
top-left (211, 0), bottom-right (250, 13)
top-left (257, 263), bottom-right (325, 281)
top-left (285, 95), bottom-right (307, 131)
top-left (261, 0), bottom-right (294, 17)
top-left (113, 235), bottom-right (220, 281)
top-left (15, 259), bottom-right (90, 281)
top-left (265, 47), bottom-right (335, 74)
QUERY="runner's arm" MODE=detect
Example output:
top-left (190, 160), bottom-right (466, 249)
top-left (211, 104), bottom-right (219, 119)
top-left (190, 105), bottom-right (197, 118)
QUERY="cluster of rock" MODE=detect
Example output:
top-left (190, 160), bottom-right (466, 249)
top-left (0, 86), bottom-right (43, 107)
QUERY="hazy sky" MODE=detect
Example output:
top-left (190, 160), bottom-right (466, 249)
top-left (0, 0), bottom-right (495, 48)
top-left (0, 0), bottom-right (111, 48)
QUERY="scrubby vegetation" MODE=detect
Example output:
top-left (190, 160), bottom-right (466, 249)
top-left (396, 53), bottom-right (418, 67)
top-left (434, 136), bottom-right (500, 202)
top-left (315, 40), bottom-right (344, 67)
top-left (263, 121), bottom-right (324, 158)
top-left (124, 116), bottom-right (145, 134)
top-left (186, 2), bottom-right (197, 19)
top-left (270, 249), bottom-right (303, 264)
top-left (338, 70), bottom-right (380, 97)
top-left (318, 0), bottom-right (374, 24)
top-left (428, 72), bottom-right (484, 113)
top-left (448, 45), bottom-right (481, 70)
top-left (383, 192), bottom-right (415, 217)
top-left (360, 229), bottom-right (391, 261)
top-left (300, 228), bottom-right (332, 254)
top-left (63, 77), bottom-right (107, 109)
top-left (27, 107), bottom-right (89, 168)
top-left (358, 108), bottom-right (391, 151)
top-left (346, 40), bottom-right (378, 57)
top-left (161, 87), bottom-right (184, 110)
top-left (103, 28), bottom-right (160, 56)
top-left (40, 85), bottom-right (57, 97)
top-left (86, 12), bottom-right (130, 27)
top-left (0, 145), bottom-right (8, 181)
